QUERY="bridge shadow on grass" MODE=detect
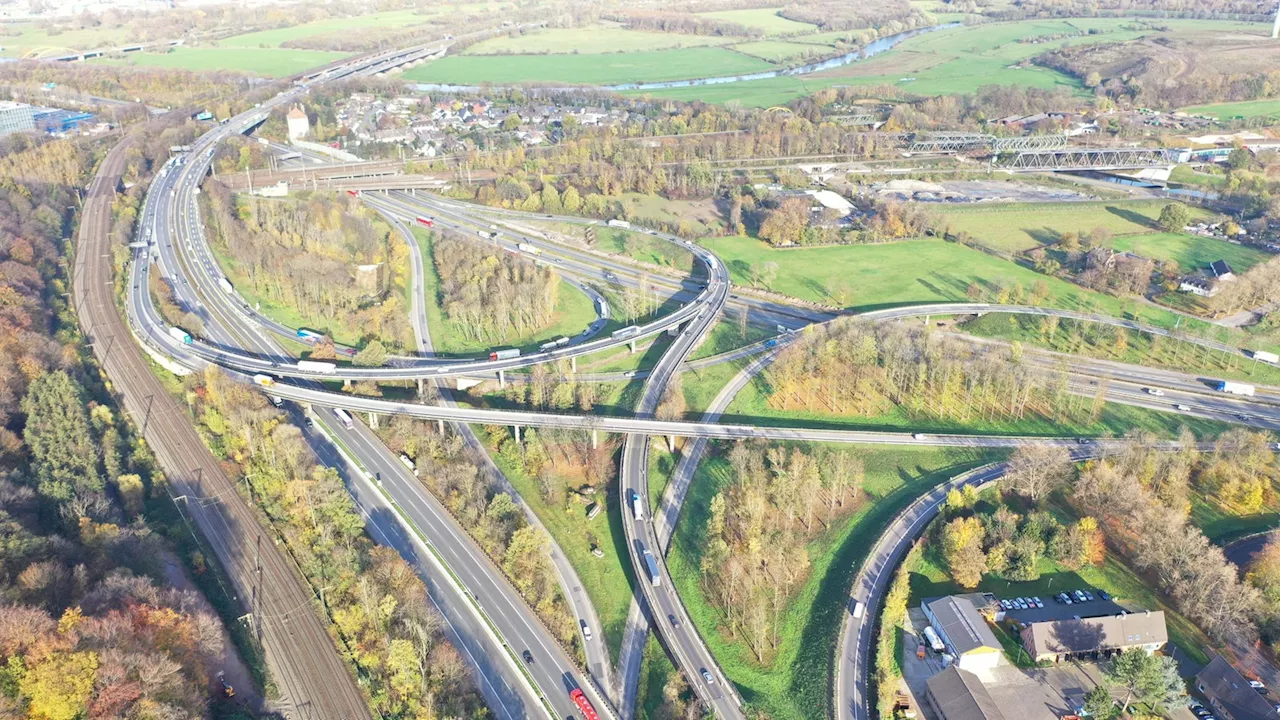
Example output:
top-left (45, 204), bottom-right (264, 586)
top-left (787, 459), bottom-right (994, 716)
top-left (1105, 205), bottom-right (1160, 231)
top-left (1026, 227), bottom-right (1062, 246)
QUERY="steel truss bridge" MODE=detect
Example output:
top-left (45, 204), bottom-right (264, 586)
top-left (905, 132), bottom-right (1069, 153)
top-left (998, 146), bottom-right (1174, 172)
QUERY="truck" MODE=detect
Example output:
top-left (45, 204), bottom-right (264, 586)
top-left (476, 230), bottom-right (496, 239)
top-left (612, 326), bottom-right (639, 340)
top-left (922, 626), bottom-right (945, 653)
top-left (568, 689), bottom-right (599, 720)
top-left (517, 243), bottom-right (541, 256)
top-left (258, 137), bottom-right (270, 146)
top-left (606, 219), bottom-right (631, 229)
top-left (346, 189), bottom-right (361, 197)
top-left (539, 337), bottom-right (571, 352)
top-left (399, 454), bottom-right (419, 476)
top-left (642, 549), bottom-right (661, 587)
top-left (296, 328), bottom-right (324, 344)
top-left (332, 407), bottom-right (354, 429)
top-left (1255, 350), bottom-right (1280, 364)
top-left (1215, 380), bottom-right (1256, 396)
top-left (489, 348), bottom-right (520, 361)
top-left (596, 298), bottom-right (609, 319)
top-left (630, 489), bottom-right (644, 520)
top-left (168, 326), bottom-right (193, 345)
top-left (218, 277), bottom-right (234, 294)
top-left (194, 111), bottom-right (213, 121)
top-left (252, 374), bottom-right (275, 387)
top-left (415, 216), bottom-right (434, 227)
top-left (297, 360), bottom-right (337, 374)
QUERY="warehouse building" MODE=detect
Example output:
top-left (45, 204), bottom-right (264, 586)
top-left (923, 596), bottom-right (1004, 672)
top-left (0, 101), bottom-right (35, 137)
top-left (925, 666), bottom-right (1007, 720)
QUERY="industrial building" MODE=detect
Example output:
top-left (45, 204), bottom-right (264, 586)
top-left (925, 666), bottom-right (1007, 720)
top-left (922, 596), bottom-right (1004, 672)
top-left (0, 101), bottom-right (35, 137)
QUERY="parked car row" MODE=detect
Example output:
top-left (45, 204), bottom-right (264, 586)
top-left (1055, 588), bottom-right (1110, 605)
top-left (999, 596), bottom-right (1043, 611)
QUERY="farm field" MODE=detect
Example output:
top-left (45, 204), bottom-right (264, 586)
top-left (403, 46), bottom-right (775, 86)
top-left (695, 7), bottom-right (817, 36)
top-left (93, 46), bottom-right (348, 77)
top-left (0, 23), bottom-right (134, 58)
top-left (731, 40), bottom-right (832, 63)
top-left (667, 445), bottom-right (1001, 720)
top-left (1182, 98), bottom-right (1280, 120)
top-left (214, 9), bottom-right (444, 48)
top-left (462, 25), bottom-right (733, 54)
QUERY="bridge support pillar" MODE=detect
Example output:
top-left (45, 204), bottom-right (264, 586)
top-left (368, 413), bottom-right (379, 429)
top-left (498, 370), bottom-right (506, 388)
top-left (343, 378), bottom-right (351, 388)
top-left (628, 340), bottom-right (636, 354)
top-left (667, 435), bottom-right (676, 452)
top-left (513, 425), bottom-right (521, 444)
top-left (570, 356), bottom-right (577, 374)
top-left (924, 314), bottom-right (930, 326)
top-left (591, 429), bottom-right (598, 449)
top-left (437, 419), bottom-right (445, 435)
top-left (416, 378), bottom-right (424, 396)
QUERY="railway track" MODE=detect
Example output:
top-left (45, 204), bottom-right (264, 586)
top-left (73, 136), bottom-right (374, 720)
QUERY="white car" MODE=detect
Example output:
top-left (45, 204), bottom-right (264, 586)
top-left (1145, 387), bottom-right (1164, 396)
top-left (1175, 404), bottom-right (1191, 411)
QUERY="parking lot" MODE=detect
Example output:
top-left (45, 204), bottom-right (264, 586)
top-left (998, 591), bottom-right (1126, 625)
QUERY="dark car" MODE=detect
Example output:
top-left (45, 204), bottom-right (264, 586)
top-left (1098, 590), bottom-right (1111, 601)
top-left (522, 650), bottom-right (534, 665)
top-left (668, 613), bottom-right (680, 627)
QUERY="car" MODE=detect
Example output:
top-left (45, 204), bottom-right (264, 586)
top-left (700, 669), bottom-right (715, 684)
top-left (669, 613), bottom-right (680, 627)
top-left (580, 620), bottom-right (592, 641)
top-left (1193, 711), bottom-right (1212, 719)
top-left (305, 416), bottom-right (314, 428)
top-left (1176, 404), bottom-right (1191, 411)
top-left (1188, 699), bottom-right (1203, 710)
top-left (1145, 387), bottom-right (1164, 396)
top-left (1083, 590), bottom-right (1095, 601)
top-left (1098, 590), bottom-right (1111, 601)
top-left (1250, 680), bottom-right (1266, 690)
top-left (1239, 413), bottom-right (1252, 421)
top-left (912, 433), bottom-right (927, 440)
top-left (522, 650), bottom-right (534, 665)
top-left (1074, 590), bottom-right (1087, 602)
top-left (1032, 597), bottom-right (1043, 608)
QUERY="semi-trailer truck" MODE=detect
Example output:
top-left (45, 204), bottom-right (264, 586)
top-left (252, 374), bottom-right (275, 387)
top-left (297, 360), bottom-right (337, 374)
top-left (168, 327), bottom-right (193, 345)
top-left (1255, 350), bottom-right (1280, 364)
top-left (606, 219), bottom-right (631, 229)
top-left (218, 277), bottom-right (234, 294)
top-left (612, 326), bottom-right (639, 340)
top-left (642, 550), bottom-right (661, 587)
top-left (399, 454), bottom-right (419, 476)
top-left (297, 328), bottom-right (324, 343)
top-left (332, 407), bottom-right (354, 429)
top-left (415, 216), bottom-right (433, 227)
top-left (489, 348), bottom-right (520, 361)
top-left (517, 243), bottom-right (541, 256)
top-left (539, 337), bottom-right (571, 351)
top-left (1215, 380), bottom-right (1256, 396)
top-left (569, 689), bottom-right (599, 720)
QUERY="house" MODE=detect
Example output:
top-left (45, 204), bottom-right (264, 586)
top-left (922, 597), bottom-right (1004, 672)
top-left (1019, 610), bottom-right (1167, 663)
top-left (1195, 656), bottom-right (1279, 720)
top-left (925, 666), bottom-right (1007, 720)
top-left (286, 105), bottom-right (309, 140)
top-left (1180, 275), bottom-right (1221, 297)
top-left (1211, 259), bottom-right (1236, 281)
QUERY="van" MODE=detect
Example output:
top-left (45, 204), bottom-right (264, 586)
top-left (580, 620), bottom-right (593, 641)
top-left (852, 600), bottom-right (865, 620)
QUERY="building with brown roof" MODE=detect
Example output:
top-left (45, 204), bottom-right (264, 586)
top-left (925, 666), bottom-right (1007, 720)
top-left (1020, 611), bottom-right (1167, 663)
top-left (1196, 656), bottom-right (1279, 720)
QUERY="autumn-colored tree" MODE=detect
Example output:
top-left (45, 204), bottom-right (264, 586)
top-left (942, 516), bottom-right (987, 588)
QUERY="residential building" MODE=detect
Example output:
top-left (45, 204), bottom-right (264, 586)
top-left (1020, 610), bottom-right (1167, 663)
top-left (1211, 259), bottom-right (1236, 281)
top-left (286, 105), bottom-right (309, 140)
top-left (1180, 275), bottom-right (1221, 297)
top-left (923, 596), bottom-right (1004, 672)
top-left (925, 666), bottom-right (1007, 720)
top-left (1196, 656), bottom-right (1279, 720)
top-left (0, 101), bottom-right (35, 137)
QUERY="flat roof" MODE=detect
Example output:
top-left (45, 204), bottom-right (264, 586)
top-left (926, 596), bottom-right (1002, 656)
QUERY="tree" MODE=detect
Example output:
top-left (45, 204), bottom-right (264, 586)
top-left (1104, 649), bottom-right (1185, 712)
top-left (1158, 203), bottom-right (1190, 232)
top-left (21, 372), bottom-right (103, 505)
top-left (1003, 444), bottom-right (1074, 503)
top-left (942, 517), bottom-right (987, 588)
top-left (20, 651), bottom-right (98, 720)
top-left (352, 339), bottom-right (388, 367)
top-left (1083, 684), bottom-right (1116, 719)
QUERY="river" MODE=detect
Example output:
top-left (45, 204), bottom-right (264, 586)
top-left (410, 22), bottom-right (961, 95)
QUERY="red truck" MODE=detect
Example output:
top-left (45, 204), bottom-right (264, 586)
top-left (416, 216), bottom-right (434, 227)
top-left (569, 689), bottom-right (598, 720)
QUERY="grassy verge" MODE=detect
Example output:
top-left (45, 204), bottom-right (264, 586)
top-left (960, 312), bottom-right (1280, 386)
top-left (1190, 491), bottom-right (1280, 546)
top-left (637, 633), bottom-right (682, 719)
top-left (481, 427), bottom-right (636, 662)
top-left (688, 319), bottom-right (774, 361)
top-left (647, 442), bottom-right (678, 515)
top-left (667, 444), bottom-right (1001, 720)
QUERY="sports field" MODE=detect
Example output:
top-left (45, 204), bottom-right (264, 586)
top-left (94, 47), bottom-right (348, 77)
top-left (403, 46), bottom-right (775, 85)
top-left (1182, 98), bottom-right (1280, 121)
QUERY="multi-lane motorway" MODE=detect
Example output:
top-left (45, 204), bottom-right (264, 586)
top-left (93, 43), bottom-right (1280, 720)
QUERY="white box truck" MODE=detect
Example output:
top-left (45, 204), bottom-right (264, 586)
top-left (1215, 380), bottom-right (1256, 396)
top-left (1254, 350), bottom-right (1279, 364)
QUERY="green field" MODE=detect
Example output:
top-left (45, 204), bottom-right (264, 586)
top-left (1181, 98), bottom-right (1280, 121)
top-left (404, 46), bottom-right (775, 86)
top-left (215, 9), bottom-right (444, 48)
top-left (730, 40), bottom-right (829, 63)
top-left (667, 445), bottom-right (1000, 720)
top-left (1105, 232), bottom-right (1269, 274)
top-left (416, 230), bottom-right (601, 355)
top-left (463, 26), bottom-right (733, 55)
top-left (934, 200), bottom-right (1206, 254)
top-left (94, 46), bottom-right (348, 77)
top-left (696, 7), bottom-right (818, 36)
top-left (0, 23), bottom-right (134, 58)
